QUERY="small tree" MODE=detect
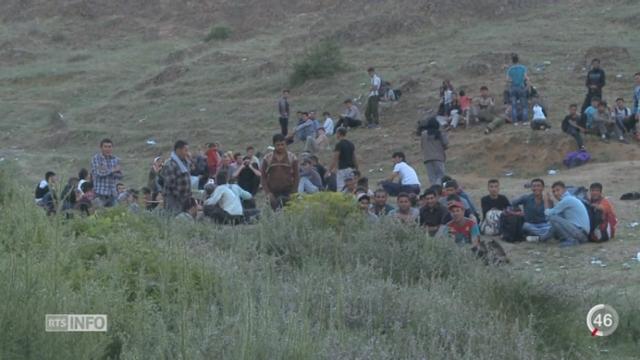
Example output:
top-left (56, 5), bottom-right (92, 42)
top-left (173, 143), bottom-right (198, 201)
top-left (289, 40), bottom-right (348, 86)
top-left (204, 26), bottom-right (232, 42)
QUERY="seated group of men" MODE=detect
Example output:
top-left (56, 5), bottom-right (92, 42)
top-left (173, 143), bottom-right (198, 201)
top-left (356, 177), bottom-right (618, 248)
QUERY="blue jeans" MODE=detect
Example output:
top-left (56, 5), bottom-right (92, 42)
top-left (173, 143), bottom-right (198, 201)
top-left (522, 221), bottom-right (551, 238)
top-left (548, 214), bottom-right (589, 244)
top-left (298, 177), bottom-right (319, 194)
top-left (510, 86), bottom-right (528, 123)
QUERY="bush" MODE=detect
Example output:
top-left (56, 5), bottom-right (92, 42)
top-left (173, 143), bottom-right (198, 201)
top-left (289, 40), bottom-right (348, 86)
top-left (204, 26), bottom-right (232, 42)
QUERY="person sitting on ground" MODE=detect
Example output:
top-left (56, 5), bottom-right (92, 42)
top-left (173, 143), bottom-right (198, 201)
top-left (124, 189), bottom-right (141, 213)
top-left (334, 99), bottom-right (362, 132)
top-left (298, 158), bottom-right (323, 194)
top-left (77, 168), bottom-right (91, 194)
top-left (322, 112), bottom-right (334, 136)
top-left (380, 151), bottom-right (421, 196)
top-left (481, 85), bottom-right (510, 134)
top-left (472, 86), bottom-right (496, 123)
top-left (441, 178), bottom-right (479, 221)
top-left (562, 104), bottom-right (587, 150)
top-left (530, 98), bottom-right (550, 130)
top-left (357, 177), bottom-right (374, 197)
top-left (286, 112), bottom-right (316, 145)
top-left (261, 134), bottom-right (300, 210)
top-left (421, 117), bottom-right (448, 186)
top-left (304, 127), bottom-right (330, 154)
top-left (389, 192), bottom-right (420, 224)
top-left (459, 90), bottom-right (472, 127)
top-left (204, 171), bottom-right (253, 224)
top-left (543, 181), bottom-right (590, 247)
top-left (190, 145), bottom-right (209, 189)
top-left (228, 152), bottom-right (244, 179)
top-left (511, 178), bottom-right (551, 240)
top-left (357, 193), bottom-right (378, 223)
top-left (588, 182), bottom-right (618, 241)
top-left (60, 177), bottom-right (79, 211)
top-left (76, 181), bottom-right (96, 216)
top-left (481, 179), bottom-right (511, 221)
top-left (116, 182), bottom-right (128, 204)
top-left (593, 101), bottom-right (626, 143)
top-left (147, 157), bottom-right (163, 200)
top-left (309, 111), bottom-right (322, 130)
top-left (611, 97), bottom-right (632, 136)
top-left (370, 188), bottom-right (395, 216)
top-left (419, 189), bottom-right (447, 236)
top-left (234, 156), bottom-right (262, 196)
top-left (308, 155), bottom-right (327, 190)
top-left (176, 197), bottom-right (199, 223)
top-left (581, 97), bottom-right (599, 131)
top-left (441, 194), bottom-right (474, 224)
top-left (341, 175), bottom-right (358, 194)
top-left (438, 200), bottom-right (481, 247)
top-left (35, 171), bottom-right (57, 207)
top-left (216, 152), bottom-right (232, 178)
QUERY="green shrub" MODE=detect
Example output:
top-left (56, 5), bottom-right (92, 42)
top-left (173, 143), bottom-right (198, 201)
top-left (289, 40), bottom-right (348, 86)
top-left (204, 26), bottom-right (232, 42)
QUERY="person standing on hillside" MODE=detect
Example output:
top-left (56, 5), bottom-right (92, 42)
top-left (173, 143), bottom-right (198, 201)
top-left (161, 140), bottom-right (192, 214)
top-left (277, 89), bottom-right (290, 136)
top-left (420, 117), bottom-right (448, 186)
top-left (261, 134), bottom-right (299, 210)
top-left (506, 53), bottom-right (529, 125)
top-left (365, 67), bottom-right (381, 128)
top-left (582, 59), bottom-right (606, 113)
top-left (91, 138), bottom-right (123, 207)
top-left (329, 127), bottom-right (358, 192)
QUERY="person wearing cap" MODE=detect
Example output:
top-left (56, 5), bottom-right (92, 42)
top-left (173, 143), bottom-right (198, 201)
top-left (388, 192), bottom-right (419, 224)
top-left (419, 189), bottom-right (447, 236)
top-left (440, 201), bottom-right (481, 247)
top-left (357, 193), bottom-right (379, 223)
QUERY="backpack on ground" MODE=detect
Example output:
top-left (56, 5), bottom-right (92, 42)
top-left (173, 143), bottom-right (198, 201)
top-left (563, 150), bottom-right (591, 168)
top-left (480, 209), bottom-right (503, 236)
top-left (500, 211), bottom-right (525, 242)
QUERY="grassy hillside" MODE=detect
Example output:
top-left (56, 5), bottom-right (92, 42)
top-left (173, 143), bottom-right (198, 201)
top-left (1, 0), bottom-right (640, 358)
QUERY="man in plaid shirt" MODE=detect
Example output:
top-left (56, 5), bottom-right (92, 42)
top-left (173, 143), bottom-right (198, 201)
top-left (162, 140), bottom-right (192, 214)
top-left (91, 138), bottom-right (123, 207)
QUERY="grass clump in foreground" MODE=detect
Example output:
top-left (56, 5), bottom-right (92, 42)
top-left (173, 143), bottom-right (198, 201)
top-left (290, 40), bottom-right (348, 86)
top-left (204, 25), bottom-right (232, 42)
top-left (0, 165), bottom-right (638, 359)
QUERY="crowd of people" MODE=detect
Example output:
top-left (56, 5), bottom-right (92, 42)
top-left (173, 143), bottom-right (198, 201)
top-left (33, 54), bottom-right (635, 251)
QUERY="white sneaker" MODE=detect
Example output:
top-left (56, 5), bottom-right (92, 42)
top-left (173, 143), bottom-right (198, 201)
top-left (526, 236), bottom-right (540, 242)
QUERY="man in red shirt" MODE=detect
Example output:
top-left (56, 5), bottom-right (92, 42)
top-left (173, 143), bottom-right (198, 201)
top-left (206, 142), bottom-right (220, 178)
top-left (589, 182), bottom-right (618, 241)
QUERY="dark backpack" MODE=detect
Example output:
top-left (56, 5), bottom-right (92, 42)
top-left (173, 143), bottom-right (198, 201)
top-left (500, 211), bottom-right (525, 242)
top-left (563, 150), bottom-right (591, 168)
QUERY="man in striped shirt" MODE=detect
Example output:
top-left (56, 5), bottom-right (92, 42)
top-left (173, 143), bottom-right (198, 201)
top-left (91, 138), bottom-right (123, 207)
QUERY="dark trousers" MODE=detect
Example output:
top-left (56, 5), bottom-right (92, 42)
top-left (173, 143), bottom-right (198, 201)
top-left (581, 88), bottom-right (602, 113)
top-left (334, 117), bottom-right (362, 133)
top-left (365, 95), bottom-right (380, 125)
top-left (380, 181), bottom-right (420, 197)
top-left (564, 127), bottom-right (584, 149)
top-left (204, 205), bottom-right (243, 225)
top-left (279, 117), bottom-right (289, 136)
top-left (269, 192), bottom-right (291, 211)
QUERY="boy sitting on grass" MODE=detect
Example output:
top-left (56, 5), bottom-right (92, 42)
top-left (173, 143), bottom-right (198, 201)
top-left (439, 201), bottom-right (481, 247)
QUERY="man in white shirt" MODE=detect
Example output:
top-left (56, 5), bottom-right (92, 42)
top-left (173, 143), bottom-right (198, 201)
top-left (379, 152), bottom-right (421, 196)
top-left (322, 111), bottom-right (334, 136)
top-left (365, 67), bottom-right (381, 128)
top-left (204, 171), bottom-right (253, 224)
